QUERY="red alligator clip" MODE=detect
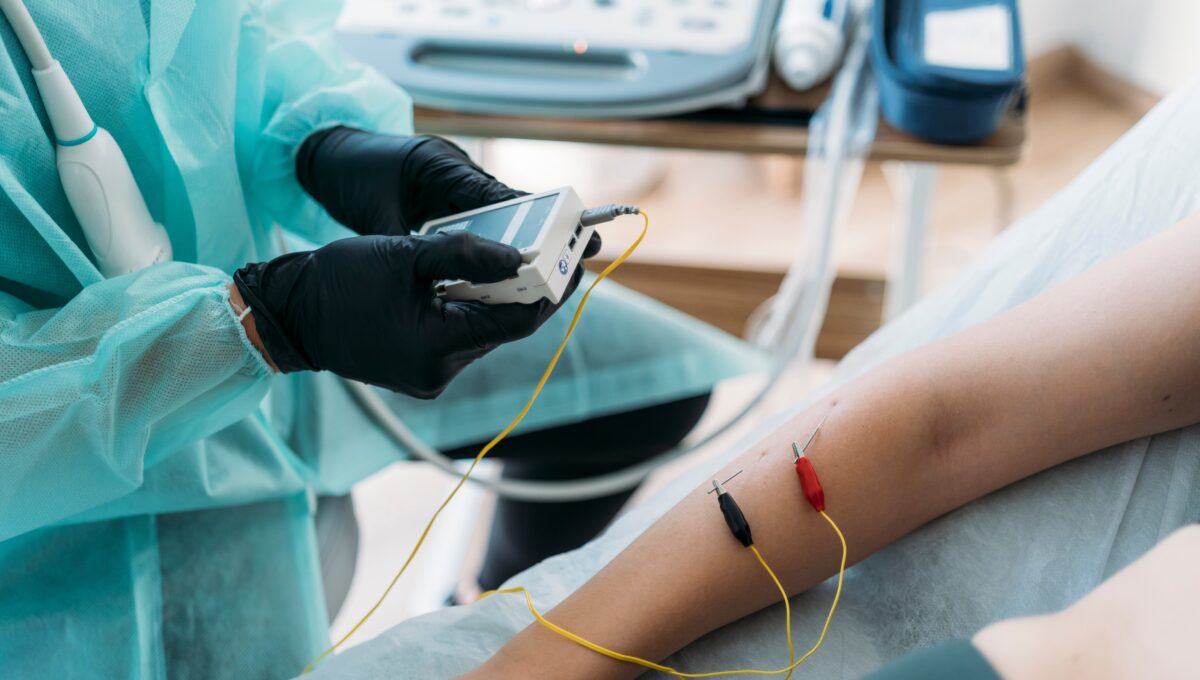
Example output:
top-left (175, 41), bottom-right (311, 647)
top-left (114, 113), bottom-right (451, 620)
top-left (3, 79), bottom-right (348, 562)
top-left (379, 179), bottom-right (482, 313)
top-left (794, 455), bottom-right (826, 512)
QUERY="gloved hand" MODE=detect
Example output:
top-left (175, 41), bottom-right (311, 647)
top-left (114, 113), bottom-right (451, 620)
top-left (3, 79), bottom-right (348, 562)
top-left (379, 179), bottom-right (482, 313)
top-left (295, 127), bottom-right (602, 256)
top-left (233, 231), bottom-right (582, 398)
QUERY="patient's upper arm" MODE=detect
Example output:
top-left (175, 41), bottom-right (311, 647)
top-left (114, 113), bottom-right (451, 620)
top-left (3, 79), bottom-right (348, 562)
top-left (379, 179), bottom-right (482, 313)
top-left (911, 212), bottom-right (1200, 492)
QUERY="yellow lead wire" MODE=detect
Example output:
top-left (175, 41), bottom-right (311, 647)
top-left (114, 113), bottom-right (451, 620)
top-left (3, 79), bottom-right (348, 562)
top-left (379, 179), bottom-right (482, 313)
top-left (751, 544), bottom-right (795, 680)
top-left (794, 512), bottom-right (847, 669)
top-left (482, 511), bottom-right (848, 678)
top-left (301, 213), bottom-right (650, 675)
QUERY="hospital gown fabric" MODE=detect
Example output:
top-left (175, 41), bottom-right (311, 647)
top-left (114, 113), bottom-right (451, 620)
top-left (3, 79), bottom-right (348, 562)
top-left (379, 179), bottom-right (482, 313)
top-left (302, 77), bottom-right (1200, 679)
top-left (0, 1), bottom-right (764, 678)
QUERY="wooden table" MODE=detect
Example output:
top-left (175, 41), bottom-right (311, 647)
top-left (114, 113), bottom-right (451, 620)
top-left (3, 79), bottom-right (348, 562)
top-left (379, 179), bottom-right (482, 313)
top-left (415, 76), bottom-right (1026, 165)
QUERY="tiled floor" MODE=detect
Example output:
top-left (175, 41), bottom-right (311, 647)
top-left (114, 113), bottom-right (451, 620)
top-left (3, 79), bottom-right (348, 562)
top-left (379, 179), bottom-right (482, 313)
top-left (329, 79), bottom-right (1144, 648)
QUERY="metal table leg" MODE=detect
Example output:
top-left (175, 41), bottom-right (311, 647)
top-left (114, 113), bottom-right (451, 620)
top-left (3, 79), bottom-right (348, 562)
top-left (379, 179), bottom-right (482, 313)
top-left (882, 160), bottom-right (937, 320)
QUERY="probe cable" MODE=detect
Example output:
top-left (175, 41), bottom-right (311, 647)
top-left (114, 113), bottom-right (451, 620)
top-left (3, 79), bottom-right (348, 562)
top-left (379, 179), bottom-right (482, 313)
top-left (479, 445), bottom-right (848, 678)
top-left (302, 212), bottom-right (650, 674)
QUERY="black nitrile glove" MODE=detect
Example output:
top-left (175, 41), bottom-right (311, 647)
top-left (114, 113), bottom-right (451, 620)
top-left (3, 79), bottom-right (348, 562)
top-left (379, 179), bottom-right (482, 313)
top-left (295, 127), bottom-right (602, 256)
top-left (234, 231), bottom-right (583, 398)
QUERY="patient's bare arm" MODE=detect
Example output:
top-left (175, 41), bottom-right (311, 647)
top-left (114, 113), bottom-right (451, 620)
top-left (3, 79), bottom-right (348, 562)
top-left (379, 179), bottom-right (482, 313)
top-left (974, 525), bottom-right (1200, 679)
top-left (466, 214), bottom-right (1200, 680)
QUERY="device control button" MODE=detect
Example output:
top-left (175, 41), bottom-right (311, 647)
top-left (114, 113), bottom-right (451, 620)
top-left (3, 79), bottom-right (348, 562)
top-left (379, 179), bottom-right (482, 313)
top-left (557, 243), bottom-right (573, 275)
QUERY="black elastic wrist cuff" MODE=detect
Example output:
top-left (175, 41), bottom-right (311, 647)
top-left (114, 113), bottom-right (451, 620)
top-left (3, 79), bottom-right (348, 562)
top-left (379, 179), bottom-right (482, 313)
top-left (233, 263), bottom-right (317, 374)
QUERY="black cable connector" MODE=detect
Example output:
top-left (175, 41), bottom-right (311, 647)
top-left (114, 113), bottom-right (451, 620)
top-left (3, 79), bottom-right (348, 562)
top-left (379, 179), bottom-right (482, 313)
top-left (712, 479), bottom-right (753, 547)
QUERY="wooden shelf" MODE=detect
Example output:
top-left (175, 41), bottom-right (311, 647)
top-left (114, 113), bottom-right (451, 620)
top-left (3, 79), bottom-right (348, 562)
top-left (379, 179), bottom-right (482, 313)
top-left (415, 74), bottom-right (1026, 166)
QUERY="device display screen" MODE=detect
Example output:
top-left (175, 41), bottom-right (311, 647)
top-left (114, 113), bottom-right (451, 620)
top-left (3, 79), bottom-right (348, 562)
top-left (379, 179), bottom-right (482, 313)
top-left (428, 194), bottom-right (558, 250)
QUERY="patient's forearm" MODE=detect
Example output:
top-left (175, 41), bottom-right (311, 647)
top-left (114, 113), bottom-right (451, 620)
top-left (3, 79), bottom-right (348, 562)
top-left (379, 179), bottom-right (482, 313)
top-left (476, 356), bottom-right (981, 679)
top-left (472, 215), bottom-right (1200, 680)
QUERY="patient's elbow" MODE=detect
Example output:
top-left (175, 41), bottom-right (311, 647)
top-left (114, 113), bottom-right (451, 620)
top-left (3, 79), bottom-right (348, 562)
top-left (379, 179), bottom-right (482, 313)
top-left (886, 360), bottom-right (999, 502)
top-left (831, 360), bottom-right (967, 480)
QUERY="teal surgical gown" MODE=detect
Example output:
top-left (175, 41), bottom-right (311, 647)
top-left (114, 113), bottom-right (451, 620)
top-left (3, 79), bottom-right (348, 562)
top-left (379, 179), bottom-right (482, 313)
top-left (0, 2), bottom-right (766, 678)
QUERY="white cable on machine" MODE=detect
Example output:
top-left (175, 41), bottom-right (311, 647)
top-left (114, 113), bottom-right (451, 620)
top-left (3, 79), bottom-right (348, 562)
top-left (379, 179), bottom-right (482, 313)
top-left (754, 10), bottom-right (876, 356)
top-left (0, 0), bottom-right (52, 70)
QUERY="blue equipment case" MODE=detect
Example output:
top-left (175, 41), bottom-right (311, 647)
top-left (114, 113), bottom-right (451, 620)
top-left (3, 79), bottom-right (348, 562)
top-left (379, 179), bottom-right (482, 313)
top-left (871, 0), bottom-right (1025, 144)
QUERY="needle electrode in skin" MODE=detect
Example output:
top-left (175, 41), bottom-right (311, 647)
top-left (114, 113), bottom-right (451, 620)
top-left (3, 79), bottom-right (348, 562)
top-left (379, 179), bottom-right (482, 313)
top-left (705, 469), bottom-right (744, 494)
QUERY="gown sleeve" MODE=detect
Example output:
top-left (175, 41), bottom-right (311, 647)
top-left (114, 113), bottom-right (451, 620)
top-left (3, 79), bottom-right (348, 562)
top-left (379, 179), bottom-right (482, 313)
top-left (246, 0), bottom-right (415, 245)
top-left (0, 262), bottom-right (273, 542)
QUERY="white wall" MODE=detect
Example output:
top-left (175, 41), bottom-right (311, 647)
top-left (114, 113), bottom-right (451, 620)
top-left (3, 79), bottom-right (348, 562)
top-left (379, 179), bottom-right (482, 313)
top-left (1078, 0), bottom-right (1200, 96)
top-left (1015, 0), bottom-right (1075, 57)
top-left (1017, 0), bottom-right (1200, 96)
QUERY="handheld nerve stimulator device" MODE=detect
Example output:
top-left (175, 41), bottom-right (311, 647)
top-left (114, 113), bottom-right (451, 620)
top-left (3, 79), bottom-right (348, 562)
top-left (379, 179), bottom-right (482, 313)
top-left (418, 186), bottom-right (602, 305)
top-left (1, 0), bottom-right (172, 278)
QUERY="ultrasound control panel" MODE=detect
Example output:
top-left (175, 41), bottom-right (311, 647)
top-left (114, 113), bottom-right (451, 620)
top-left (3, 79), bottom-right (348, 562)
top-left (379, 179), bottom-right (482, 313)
top-left (336, 0), bottom-right (783, 118)
top-left (339, 0), bottom-right (760, 54)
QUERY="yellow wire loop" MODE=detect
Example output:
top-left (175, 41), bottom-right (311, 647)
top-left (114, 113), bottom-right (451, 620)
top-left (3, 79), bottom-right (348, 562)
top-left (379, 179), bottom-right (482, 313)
top-left (301, 213), bottom-right (650, 675)
top-left (484, 511), bottom-right (848, 678)
top-left (750, 544), bottom-right (795, 680)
